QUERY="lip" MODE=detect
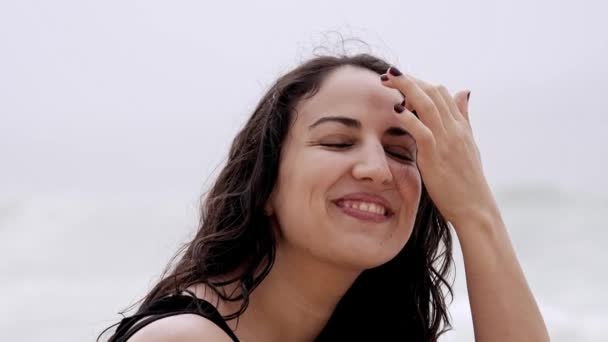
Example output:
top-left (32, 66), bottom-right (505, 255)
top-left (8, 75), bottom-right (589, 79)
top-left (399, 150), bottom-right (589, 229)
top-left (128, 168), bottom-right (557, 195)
top-left (332, 192), bottom-right (394, 215)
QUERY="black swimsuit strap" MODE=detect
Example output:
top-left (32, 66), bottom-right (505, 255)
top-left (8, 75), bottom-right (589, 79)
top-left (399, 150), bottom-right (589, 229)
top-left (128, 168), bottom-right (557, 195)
top-left (112, 294), bottom-right (240, 342)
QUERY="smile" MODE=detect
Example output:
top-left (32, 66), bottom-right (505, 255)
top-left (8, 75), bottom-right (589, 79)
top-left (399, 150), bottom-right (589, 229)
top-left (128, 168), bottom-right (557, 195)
top-left (333, 200), bottom-right (393, 223)
top-left (339, 200), bottom-right (386, 215)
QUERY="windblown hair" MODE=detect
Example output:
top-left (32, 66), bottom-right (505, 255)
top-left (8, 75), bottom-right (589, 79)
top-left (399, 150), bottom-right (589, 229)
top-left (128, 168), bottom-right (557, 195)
top-left (102, 53), bottom-right (454, 341)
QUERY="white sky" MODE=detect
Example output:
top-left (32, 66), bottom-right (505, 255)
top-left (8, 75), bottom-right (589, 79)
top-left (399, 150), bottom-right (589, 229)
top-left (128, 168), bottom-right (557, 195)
top-left (1, 0), bottom-right (607, 197)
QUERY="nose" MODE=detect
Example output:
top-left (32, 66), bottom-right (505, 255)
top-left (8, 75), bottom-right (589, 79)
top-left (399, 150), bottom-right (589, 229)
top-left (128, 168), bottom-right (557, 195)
top-left (352, 142), bottom-right (393, 185)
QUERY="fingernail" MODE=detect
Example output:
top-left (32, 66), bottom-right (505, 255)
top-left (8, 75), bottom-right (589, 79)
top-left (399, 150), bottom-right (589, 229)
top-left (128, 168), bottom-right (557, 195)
top-left (467, 91), bottom-right (471, 102)
top-left (380, 74), bottom-right (389, 82)
top-left (394, 103), bottom-right (405, 113)
top-left (389, 67), bottom-right (402, 77)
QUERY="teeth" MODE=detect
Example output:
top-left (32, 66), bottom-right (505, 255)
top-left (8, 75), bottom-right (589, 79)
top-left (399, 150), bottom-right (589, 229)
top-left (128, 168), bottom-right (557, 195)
top-left (342, 201), bottom-right (387, 216)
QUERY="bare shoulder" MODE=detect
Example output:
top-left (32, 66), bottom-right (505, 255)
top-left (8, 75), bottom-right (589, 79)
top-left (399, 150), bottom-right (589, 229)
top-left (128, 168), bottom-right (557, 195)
top-left (127, 314), bottom-right (234, 342)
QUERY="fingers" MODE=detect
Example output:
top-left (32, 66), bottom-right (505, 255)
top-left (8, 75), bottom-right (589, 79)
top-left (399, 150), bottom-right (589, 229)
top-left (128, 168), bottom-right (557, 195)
top-left (395, 108), bottom-right (436, 155)
top-left (381, 67), bottom-right (447, 136)
top-left (453, 90), bottom-right (471, 123)
top-left (437, 85), bottom-right (464, 122)
top-left (415, 77), bottom-right (456, 125)
top-left (382, 67), bottom-right (472, 131)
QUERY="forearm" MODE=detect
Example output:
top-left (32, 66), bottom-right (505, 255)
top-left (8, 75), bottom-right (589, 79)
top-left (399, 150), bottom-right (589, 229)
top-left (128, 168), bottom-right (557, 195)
top-left (453, 207), bottom-right (550, 342)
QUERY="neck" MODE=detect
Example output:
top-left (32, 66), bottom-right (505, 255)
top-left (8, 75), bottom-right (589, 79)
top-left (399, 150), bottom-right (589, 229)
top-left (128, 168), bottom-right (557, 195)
top-left (230, 242), bottom-right (361, 342)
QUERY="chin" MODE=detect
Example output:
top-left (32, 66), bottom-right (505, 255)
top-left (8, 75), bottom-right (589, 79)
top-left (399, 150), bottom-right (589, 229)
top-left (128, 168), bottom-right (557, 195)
top-left (334, 235), bottom-right (411, 271)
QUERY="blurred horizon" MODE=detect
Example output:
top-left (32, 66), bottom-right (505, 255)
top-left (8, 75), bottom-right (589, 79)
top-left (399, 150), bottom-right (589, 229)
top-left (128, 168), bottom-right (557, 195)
top-left (1, 184), bottom-right (606, 341)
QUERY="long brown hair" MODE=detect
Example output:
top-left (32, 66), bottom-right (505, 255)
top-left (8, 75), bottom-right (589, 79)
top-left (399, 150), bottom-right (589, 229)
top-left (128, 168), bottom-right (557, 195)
top-left (103, 53), bottom-right (454, 341)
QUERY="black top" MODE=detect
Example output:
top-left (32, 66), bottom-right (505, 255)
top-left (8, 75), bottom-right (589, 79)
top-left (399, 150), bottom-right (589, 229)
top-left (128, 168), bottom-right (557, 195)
top-left (111, 294), bottom-right (240, 342)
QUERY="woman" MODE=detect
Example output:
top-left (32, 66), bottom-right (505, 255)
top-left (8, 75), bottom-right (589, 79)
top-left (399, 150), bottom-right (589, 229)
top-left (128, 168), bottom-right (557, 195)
top-left (101, 53), bottom-right (549, 341)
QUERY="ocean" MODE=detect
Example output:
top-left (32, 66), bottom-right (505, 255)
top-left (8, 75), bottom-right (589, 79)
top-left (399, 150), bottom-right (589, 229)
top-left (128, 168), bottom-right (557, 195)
top-left (1, 185), bottom-right (605, 341)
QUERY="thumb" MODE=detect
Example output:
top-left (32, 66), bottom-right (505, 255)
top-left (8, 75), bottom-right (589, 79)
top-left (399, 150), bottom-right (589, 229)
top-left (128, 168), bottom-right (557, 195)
top-left (453, 90), bottom-right (471, 123)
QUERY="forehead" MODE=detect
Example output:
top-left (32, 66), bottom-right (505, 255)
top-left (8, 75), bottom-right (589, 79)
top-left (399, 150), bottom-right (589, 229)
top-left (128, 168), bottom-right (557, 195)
top-left (295, 65), bottom-right (403, 125)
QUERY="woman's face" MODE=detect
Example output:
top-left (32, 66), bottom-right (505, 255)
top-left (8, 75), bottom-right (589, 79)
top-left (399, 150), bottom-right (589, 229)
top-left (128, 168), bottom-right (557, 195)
top-left (267, 65), bottom-right (422, 270)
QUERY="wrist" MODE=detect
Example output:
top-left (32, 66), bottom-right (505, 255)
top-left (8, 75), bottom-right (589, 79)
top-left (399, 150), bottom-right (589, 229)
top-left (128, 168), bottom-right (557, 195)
top-left (451, 203), bottom-right (504, 237)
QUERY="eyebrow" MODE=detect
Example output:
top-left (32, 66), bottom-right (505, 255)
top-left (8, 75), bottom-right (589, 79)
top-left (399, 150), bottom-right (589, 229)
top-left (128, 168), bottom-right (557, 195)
top-left (308, 115), bottom-right (411, 137)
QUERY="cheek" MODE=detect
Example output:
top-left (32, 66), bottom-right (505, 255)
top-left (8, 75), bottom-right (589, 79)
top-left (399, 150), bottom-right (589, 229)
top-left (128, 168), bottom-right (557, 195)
top-left (272, 151), bottom-right (334, 220)
top-left (393, 164), bottom-right (422, 202)
top-left (288, 149), bottom-right (350, 196)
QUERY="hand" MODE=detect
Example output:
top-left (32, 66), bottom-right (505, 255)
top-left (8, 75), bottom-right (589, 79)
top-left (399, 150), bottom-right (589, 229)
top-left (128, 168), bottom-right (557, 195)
top-left (381, 67), bottom-right (497, 227)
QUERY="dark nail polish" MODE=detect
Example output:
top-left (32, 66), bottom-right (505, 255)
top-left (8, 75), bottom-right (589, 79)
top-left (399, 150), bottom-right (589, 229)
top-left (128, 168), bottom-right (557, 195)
top-left (380, 74), bottom-right (389, 81)
top-left (389, 67), bottom-right (402, 77)
top-left (394, 103), bottom-right (405, 113)
top-left (467, 91), bottom-right (471, 101)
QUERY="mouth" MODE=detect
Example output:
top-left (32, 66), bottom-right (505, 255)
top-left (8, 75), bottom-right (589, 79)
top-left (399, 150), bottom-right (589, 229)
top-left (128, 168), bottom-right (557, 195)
top-left (332, 200), bottom-right (393, 223)
top-left (331, 192), bottom-right (395, 223)
top-left (334, 200), bottom-right (391, 216)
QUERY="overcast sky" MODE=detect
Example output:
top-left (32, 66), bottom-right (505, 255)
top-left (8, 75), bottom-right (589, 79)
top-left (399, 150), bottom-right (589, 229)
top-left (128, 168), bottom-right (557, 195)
top-left (1, 0), bottom-right (607, 197)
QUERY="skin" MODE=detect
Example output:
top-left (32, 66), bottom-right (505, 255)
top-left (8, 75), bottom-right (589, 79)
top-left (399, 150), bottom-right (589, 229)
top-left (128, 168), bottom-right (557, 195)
top-left (381, 70), bottom-right (549, 342)
top-left (130, 65), bottom-right (550, 341)
top-left (240, 65), bottom-right (423, 340)
top-left (222, 65), bottom-right (423, 341)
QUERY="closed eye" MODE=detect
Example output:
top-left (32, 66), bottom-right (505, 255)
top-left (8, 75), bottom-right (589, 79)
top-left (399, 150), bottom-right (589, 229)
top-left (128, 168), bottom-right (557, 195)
top-left (320, 143), bottom-right (353, 148)
top-left (321, 143), bottom-right (414, 162)
top-left (385, 150), bottom-right (413, 162)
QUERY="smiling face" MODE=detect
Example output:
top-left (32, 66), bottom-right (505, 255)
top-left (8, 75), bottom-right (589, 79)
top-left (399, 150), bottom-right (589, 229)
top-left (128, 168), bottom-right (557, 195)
top-left (266, 65), bottom-right (422, 270)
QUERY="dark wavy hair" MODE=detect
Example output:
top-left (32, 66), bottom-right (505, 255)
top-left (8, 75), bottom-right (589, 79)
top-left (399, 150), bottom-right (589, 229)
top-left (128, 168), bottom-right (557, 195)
top-left (102, 53), bottom-right (454, 341)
